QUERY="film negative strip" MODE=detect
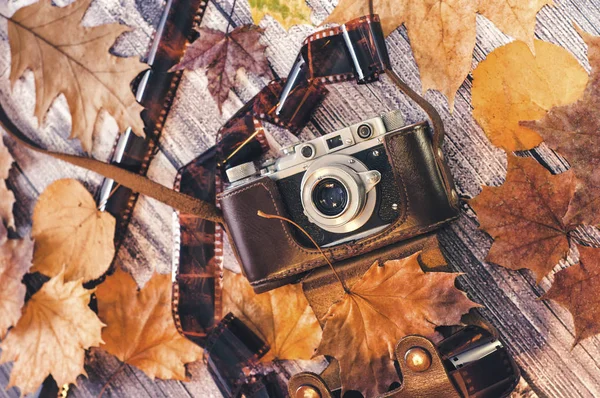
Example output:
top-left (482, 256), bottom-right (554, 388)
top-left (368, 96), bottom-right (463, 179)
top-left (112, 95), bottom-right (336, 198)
top-left (97, 0), bottom-right (210, 247)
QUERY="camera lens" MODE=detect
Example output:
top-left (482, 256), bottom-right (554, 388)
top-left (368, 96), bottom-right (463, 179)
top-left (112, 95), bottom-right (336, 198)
top-left (312, 178), bottom-right (348, 216)
top-left (357, 124), bottom-right (372, 139)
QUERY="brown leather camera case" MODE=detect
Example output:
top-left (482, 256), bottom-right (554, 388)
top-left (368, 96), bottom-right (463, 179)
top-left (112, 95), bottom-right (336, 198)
top-left (219, 121), bottom-right (459, 293)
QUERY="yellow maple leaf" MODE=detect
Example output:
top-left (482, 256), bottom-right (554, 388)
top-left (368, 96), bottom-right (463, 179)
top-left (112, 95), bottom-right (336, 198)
top-left (223, 269), bottom-right (322, 362)
top-left (0, 270), bottom-right (104, 395)
top-left (0, 223), bottom-right (33, 338)
top-left (96, 268), bottom-right (203, 380)
top-left (32, 179), bottom-right (116, 283)
top-left (472, 40), bottom-right (588, 151)
top-left (8, 0), bottom-right (146, 152)
top-left (324, 0), bottom-right (552, 107)
top-left (250, 0), bottom-right (313, 29)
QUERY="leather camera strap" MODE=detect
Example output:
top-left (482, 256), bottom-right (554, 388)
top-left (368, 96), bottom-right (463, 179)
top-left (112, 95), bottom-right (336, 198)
top-left (0, 105), bottom-right (223, 223)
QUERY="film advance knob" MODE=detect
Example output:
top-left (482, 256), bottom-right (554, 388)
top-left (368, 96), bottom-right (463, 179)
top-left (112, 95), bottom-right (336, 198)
top-left (226, 162), bottom-right (258, 182)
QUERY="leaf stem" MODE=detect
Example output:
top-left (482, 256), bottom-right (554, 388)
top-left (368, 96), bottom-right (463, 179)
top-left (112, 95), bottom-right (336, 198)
top-left (257, 210), bottom-right (351, 293)
top-left (225, 0), bottom-right (238, 35)
top-left (98, 362), bottom-right (126, 398)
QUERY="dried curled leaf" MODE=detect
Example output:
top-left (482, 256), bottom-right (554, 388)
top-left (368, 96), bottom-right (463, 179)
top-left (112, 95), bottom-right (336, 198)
top-left (0, 223), bottom-right (33, 338)
top-left (8, 0), bottom-right (146, 152)
top-left (96, 269), bottom-right (203, 380)
top-left (545, 245), bottom-right (600, 344)
top-left (0, 270), bottom-right (104, 395)
top-left (32, 179), bottom-right (115, 283)
top-left (171, 25), bottom-right (271, 112)
top-left (473, 40), bottom-right (588, 151)
top-left (223, 269), bottom-right (322, 362)
top-left (249, 0), bottom-right (312, 29)
top-left (324, 0), bottom-right (552, 107)
top-left (0, 137), bottom-right (15, 228)
top-left (522, 28), bottom-right (600, 226)
top-left (470, 155), bottom-right (575, 282)
top-left (317, 253), bottom-right (478, 397)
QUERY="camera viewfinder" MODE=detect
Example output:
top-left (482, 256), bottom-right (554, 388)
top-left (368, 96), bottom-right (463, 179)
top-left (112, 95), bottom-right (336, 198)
top-left (326, 135), bottom-right (344, 150)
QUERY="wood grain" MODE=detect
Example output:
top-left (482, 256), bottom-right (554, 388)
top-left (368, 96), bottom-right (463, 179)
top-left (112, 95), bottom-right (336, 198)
top-left (1, 0), bottom-right (599, 396)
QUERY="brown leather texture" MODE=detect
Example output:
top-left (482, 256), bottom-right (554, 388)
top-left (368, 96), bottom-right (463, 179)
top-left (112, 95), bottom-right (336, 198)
top-left (219, 122), bottom-right (459, 293)
top-left (288, 336), bottom-right (461, 398)
top-left (302, 233), bottom-right (436, 320)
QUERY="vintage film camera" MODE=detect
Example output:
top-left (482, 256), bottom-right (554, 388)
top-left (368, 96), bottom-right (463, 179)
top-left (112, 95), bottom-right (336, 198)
top-left (219, 108), bottom-right (458, 293)
top-left (225, 110), bottom-right (408, 248)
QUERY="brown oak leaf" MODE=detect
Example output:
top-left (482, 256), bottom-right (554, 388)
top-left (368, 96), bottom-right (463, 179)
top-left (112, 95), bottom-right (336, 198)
top-left (521, 28), bottom-right (600, 226)
top-left (316, 253), bottom-right (478, 397)
top-left (0, 222), bottom-right (33, 338)
top-left (222, 269), bottom-right (322, 362)
top-left (470, 155), bottom-right (576, 282)
top-left (170, 25), bottom-right (270, 112)
top-left (324, 0), bottom-right (551, 107)
top-left (8, 0), bottom-right (146, 152)
top-left (0, 137), bottom-right (15, 228)
top-left (0, 270), bottom-right (104, 395)
top-left (473, 40), bottom-right (588, 151)
top-left (544, 245), bottom-right (600, 344)
top-left (96, 268), bottom-right (203, 380)
top-left (32, 179), bottom-right (115, 283)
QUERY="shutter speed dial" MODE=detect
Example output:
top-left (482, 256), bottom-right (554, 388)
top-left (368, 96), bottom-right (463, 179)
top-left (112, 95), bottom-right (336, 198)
top-left (226, 162), bottom-right (258, 183)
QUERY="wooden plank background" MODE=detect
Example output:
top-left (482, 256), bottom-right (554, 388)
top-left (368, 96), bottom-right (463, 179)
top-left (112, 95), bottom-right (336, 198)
top-left (0, 0), bottom-right (599, 396)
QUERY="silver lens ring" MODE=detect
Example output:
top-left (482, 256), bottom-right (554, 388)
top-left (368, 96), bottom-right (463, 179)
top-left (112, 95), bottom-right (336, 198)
top-left (301, 154), bottom-right (377, 234)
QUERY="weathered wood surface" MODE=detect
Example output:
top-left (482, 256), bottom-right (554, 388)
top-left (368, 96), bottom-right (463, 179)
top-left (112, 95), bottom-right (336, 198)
top-left (0, 0), bottom-right (599, 396)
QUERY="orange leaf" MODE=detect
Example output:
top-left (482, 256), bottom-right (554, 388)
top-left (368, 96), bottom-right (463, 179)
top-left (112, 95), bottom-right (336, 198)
top-left (222, 269), bottom-right (322, 362)
top-left (0, 270), bottom-right (104, 395)
top-left (32, 179), bottom-right (115, 283)
top-left (472, 40), bottom-right (588, 151)
top-left (0, 223), bottom-right (33, 338)
top-left (324, 0), bottom-right (552, 107)
top-left (8, 0), bottom-right (145, 152)
top-left (96, 269), bottom-right (203, 380)
top-left (469, 155), bottom-right (575, 282)
top-left (521, 28), bottom-right (600, 226)
top-left (316, 253), bottom-right (478, 397)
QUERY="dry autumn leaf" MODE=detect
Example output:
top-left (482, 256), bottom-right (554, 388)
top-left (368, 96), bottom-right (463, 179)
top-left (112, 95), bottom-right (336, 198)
top-left (0, 270), bottom-right (104, 395)
top-left (32, 179), bottom-right (115, 283)
top-left (324, 0), bottom-right (552, 107)
top-left (544, 245), bottom-right (600, 344)
top-left (223, 269), bottom-right (322, 362)
top-left (418, 235), bottom-right (449, 272)
top-left (7, 0), bottom-right (146, 152)
top-left (170, 25), bottom-right (270, 112)
top-left (521, 28), bottom-right (600, 226)
top-left (96, 268), bottom-right (203, 380)
top-left (0, 222), bottom-right (33, 338)
top-left (249, 0), bottom-right (312, 29)
top-left (470, 155), bottom-right (575, 282)
top-left (316, 253), bottom-right (478, 397)
top-left (472, 40), bottom-right (588, 151)
top-left (0, 138), bottom-right (15, 228)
